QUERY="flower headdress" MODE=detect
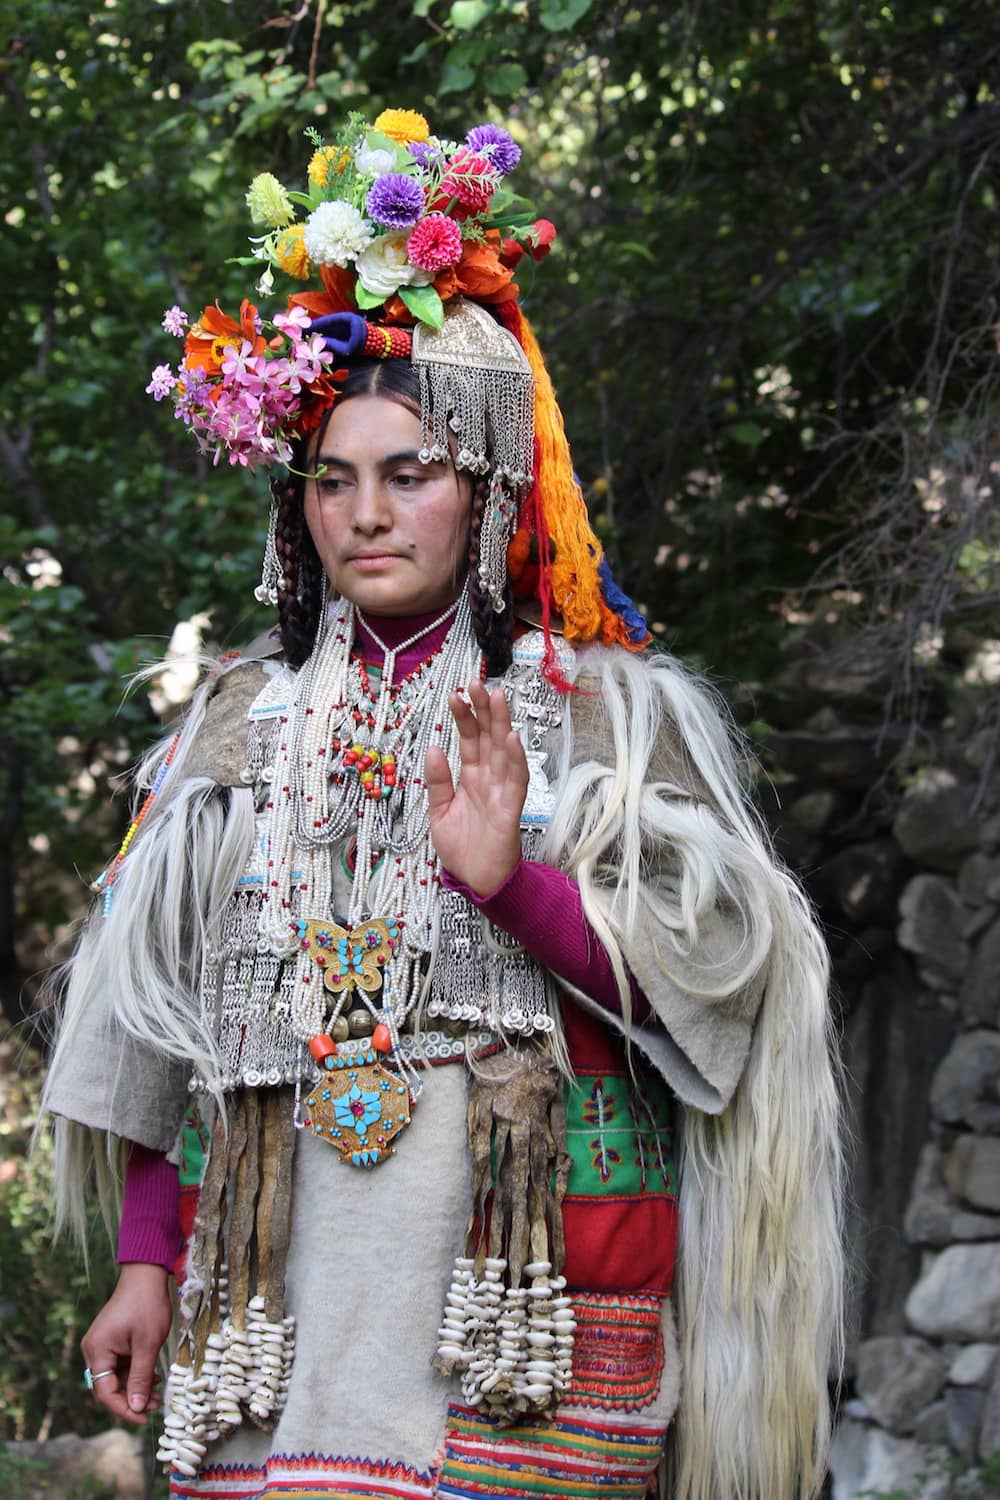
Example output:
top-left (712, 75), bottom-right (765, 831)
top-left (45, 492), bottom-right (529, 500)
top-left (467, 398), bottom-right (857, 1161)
top-left (148, 108), bottom-right (648, 663)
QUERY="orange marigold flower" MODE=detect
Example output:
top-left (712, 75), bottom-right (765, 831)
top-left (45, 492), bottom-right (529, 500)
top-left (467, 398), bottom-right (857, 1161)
top-left (308, 145), bottom-right (351, 189)
top-left (373, 108), bottom-right (430, 145)
top-left (275, 224), bottom-right (312, 280)
top-left (183, 300), bottom-right (264, 374)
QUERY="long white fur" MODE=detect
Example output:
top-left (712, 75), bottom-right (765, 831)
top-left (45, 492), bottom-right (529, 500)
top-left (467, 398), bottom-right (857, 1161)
top-left (544, 644), bottom-right (845, 1500)
top-left (41, 668), bottom-right (257, 1252)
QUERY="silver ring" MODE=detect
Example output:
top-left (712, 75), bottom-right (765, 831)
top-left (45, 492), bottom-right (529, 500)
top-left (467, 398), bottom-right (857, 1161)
top-left (82, 1367), bottom-right (116, 1391)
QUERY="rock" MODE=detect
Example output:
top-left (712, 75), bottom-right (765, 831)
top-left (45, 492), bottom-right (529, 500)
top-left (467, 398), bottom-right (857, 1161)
top-left (946, 1385), bottom-right (986, 1460)
top-left (898, 875), bottom-right (970, 985)
top-left (906, 1243), bottom-right (1000, 1340)
top-left (787, 789), bottom-right (841, 834)
top-left (767, 728), bottom-right (905, 789)
top-left (912, 1398), bottom-right (950, 1444)
top-left (950, 1343), bottom-right (999, 1388)
top-left (981, 1357), bottom-right (1000, 1458)
top-left (961, 919), bottom-right (1000, 1027)
top-left (827, 840), bottom-right (906, 925)
top-left (894, 769), bottom-right (981, 870)
top-left (958, 853), bottom-right (1000, 908)
top-left (1, 1430), bottom-right (147, 1499)
top-left (856, 1336), bottom-right (948, 1433)
top-left (943, 1136), bottom-right (1000, 1212)
top-left (931, 1032), bottom-right (1000, 1127)
top-left (829, 1417), bottom-right (952, 1500)
top-left (904, 1147), bottom-right (1000, 1248)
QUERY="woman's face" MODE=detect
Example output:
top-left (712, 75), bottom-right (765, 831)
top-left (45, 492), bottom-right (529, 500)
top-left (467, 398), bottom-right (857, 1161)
top-left (304, 394), bottom-right (472, 617)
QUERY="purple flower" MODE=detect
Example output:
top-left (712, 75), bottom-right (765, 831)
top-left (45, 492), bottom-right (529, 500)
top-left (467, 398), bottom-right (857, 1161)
top-left (146, 364), bottom-right (175, 401)
top-left (366, 172), bottom-right (425, 230)
top-left (465, 124), bottom-right (521, 177)
top-left (161, 305), bottom-right (189, 337)
top-left (408, 140), bottom-right (443, 170)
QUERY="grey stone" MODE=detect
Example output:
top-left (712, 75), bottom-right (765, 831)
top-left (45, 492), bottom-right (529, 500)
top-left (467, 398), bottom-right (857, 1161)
top-left (984, 814), bottom-right (1000, 854)
top-left (969, 1103), bottom-right (1000, 1135)
top-left (959, 853), bottom-right (1000, 908)
top-left (943, 1136), bottom-right (1000, 1212)
top-left (981, 1356), bottom-right (1000, 1458)
top-left (931, 1032), bottom-right (1000, 1127)
top-left (964, 906), bottom-right (998, 942)
top-left (899, 875), bottom-right (970, 985)
top-left (856, 1336), bottom-right (948, 1433)
top-left (767, 727), bottom-right (905, 789)
top-left (904, 1144), bottom-right (1000, 1246)
top-left (961, 919), bottom-right (1000, 1027)
top-left (827, 840), bottom-right (906, 925)
top-left (912, 1398), bottom-right (950, 1444)
top-left (906, 1243), bottom-right (1000, 1340)
top-left (1, 1430), bottom-right (147, 1499)
top-left (829, 1417), bottom-right (952, 1500)
top-left (950, 1343), bottom-right (999, 1388)
top-left (788, 789), bottom-right (840, 834)
top-left (946, 1385), bottom-right (986, 1459)
top-left (894, 769), bottom-right (981, 870)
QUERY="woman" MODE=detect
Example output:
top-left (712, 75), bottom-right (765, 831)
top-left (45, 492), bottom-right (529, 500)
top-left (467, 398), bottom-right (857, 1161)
top-left (43, 110), bottom-right (844, 1500)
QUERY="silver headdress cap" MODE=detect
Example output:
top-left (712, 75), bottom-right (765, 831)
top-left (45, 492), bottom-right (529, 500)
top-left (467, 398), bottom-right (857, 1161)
top-left (411, 298), bottom-right (534, 489)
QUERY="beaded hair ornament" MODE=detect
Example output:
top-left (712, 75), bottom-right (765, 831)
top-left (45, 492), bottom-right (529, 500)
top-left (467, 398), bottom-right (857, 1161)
top-left (147, 106), bottom-right (649, 666)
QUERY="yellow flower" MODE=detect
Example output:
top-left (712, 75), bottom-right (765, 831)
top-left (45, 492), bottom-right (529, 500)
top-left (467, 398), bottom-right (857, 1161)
top-left (308, 145), bottom-right (351, 189)
top-left (245, 172), bottom-right (294, 228)
top-left (373, 108), bottom-right (430, 145)
top-left (275, 223), bottom-right (312, 280)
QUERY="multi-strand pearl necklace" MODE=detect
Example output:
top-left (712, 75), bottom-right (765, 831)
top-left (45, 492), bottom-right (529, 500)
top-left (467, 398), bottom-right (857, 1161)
top-left (258, 590), bottom-right (482, 1068)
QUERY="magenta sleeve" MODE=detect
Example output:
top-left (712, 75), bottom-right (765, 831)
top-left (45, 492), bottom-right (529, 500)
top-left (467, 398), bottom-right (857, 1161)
top-left (117, 1142), bottom-right (185, 1272)
top-left (440, 858), bottom-right (651, 1022)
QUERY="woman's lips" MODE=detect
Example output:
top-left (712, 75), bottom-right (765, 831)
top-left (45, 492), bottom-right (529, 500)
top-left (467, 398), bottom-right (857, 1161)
top-left (347, 553), bottom-right (402, 571)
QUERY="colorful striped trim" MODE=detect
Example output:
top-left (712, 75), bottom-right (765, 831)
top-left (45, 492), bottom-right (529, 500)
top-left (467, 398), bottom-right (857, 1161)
top-left (563, 1294), bottom-right (665, 1411)
top-left (437, 1405), bottom-right (667, 1499)
top-left (169, 1453), bottom-right (434, 1500)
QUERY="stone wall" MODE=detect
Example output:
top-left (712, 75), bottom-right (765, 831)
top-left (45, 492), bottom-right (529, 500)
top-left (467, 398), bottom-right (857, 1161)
top-left (761, 645), bottom-right (1000, 1498)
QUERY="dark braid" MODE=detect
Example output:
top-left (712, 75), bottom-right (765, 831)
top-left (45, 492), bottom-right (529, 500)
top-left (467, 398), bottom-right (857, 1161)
top-left (468, 475), bottom-right (514, 678)
top-left (274, 470), bottom-right (323, 668)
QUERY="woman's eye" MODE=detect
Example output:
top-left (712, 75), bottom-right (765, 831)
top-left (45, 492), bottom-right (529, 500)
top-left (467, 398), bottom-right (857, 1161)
top-left (392, 472), bottom-right (425, 488)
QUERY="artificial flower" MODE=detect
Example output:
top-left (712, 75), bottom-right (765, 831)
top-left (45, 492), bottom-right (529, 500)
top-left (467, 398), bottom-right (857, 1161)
top-left (373, 108), bottom-right (430, 145)
top-left (161, 306), bottom-right (189, 337)
top-left (453, 236), bottom-right (516, 302)
top-left (355, 142), bottom-right (397, 178)
top-left (437, 149), bottom-right (499, 213)
top-left (366, 173), bottom-right (426, 231)
top-left (465, 124), bottom-right (521, 177)
top-left (245, 172), bottom-right (294, 228)
top-left (275, 223), bottom-right (312, 280)
top-left (308, 145), bottom-right (350, 189)
top-left (303, 200), bottom-right (374, 268)
top-left (406, 213), bottom-right (462, 272)
top-left (356, 231), bottom-right (433, 300)
top-left (146, 364), bottom-right (175, 400)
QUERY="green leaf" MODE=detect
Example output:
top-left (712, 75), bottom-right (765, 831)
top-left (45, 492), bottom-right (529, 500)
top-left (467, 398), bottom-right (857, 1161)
top-left (539, 0), bottom-right (591, 30)
top-left (439, 58), bottom-right (477, 93)
top-left (399, 284), bottom-right (444, 329)
top-left (450, 0), bottom-right (491, 27)
top-left (483, 61), bottom-right (527, 95)
top-left (729, 420), bottom-right (766, 447)
top-left (354, 283), bottom-right (387, 310)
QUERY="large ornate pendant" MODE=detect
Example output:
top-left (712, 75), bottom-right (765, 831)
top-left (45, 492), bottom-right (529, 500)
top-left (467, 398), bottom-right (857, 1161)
top-left (303, 1047), bottom-right (411, 1168)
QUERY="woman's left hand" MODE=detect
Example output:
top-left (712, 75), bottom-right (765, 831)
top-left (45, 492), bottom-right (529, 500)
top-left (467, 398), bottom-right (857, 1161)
top-left (425, 680), bottom-right (528, 898)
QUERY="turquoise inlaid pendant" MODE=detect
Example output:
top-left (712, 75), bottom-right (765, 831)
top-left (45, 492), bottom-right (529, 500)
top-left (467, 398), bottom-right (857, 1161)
top-left (303, 1049), bottom-right (411, 1167)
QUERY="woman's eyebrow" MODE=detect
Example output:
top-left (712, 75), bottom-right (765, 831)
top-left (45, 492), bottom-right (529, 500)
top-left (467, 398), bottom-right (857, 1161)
top-left (314, 449), bottom-right (426, 469)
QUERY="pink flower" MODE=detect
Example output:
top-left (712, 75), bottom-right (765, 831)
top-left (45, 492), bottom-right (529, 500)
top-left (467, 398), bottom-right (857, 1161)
top-left (272, 306), bottom-right (312, 339)
top-left (161, 306), bottom-right (189, 337)
top-left (438, 149), bottom-right (499, 213)
top-left (146, 364), bottom-right (175, 400)
top-left (407, 213), bottom-right (462, 272)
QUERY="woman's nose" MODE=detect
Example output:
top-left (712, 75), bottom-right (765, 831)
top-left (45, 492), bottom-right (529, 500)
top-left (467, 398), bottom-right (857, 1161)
top-left (350, 478), bottom-right (392, 532)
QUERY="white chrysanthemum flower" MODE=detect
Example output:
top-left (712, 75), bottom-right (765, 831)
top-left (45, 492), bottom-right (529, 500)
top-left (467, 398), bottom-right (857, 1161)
top-left (355, 142), bottom-right (397, 178)
top-left (356, 231), bottom-right (434, 300)
top-left (303, 200), bottom-right (374, 268)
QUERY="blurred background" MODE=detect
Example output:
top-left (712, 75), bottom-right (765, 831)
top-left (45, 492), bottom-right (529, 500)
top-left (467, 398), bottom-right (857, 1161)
top-left (2, 2), bottom-right (999, 1495)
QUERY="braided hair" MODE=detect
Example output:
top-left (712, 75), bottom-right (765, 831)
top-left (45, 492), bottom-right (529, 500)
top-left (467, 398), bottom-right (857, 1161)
top-left (274, 357), bottom-right (516, 673)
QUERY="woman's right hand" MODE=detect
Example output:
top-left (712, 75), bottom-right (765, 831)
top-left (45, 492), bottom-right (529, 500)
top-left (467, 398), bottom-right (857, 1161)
top-left (81, 1261), bottom-right (174, 1424)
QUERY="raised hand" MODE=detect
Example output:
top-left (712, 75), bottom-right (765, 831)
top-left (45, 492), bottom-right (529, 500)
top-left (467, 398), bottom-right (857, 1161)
top-left (424, 680), bottom-right (528, 898)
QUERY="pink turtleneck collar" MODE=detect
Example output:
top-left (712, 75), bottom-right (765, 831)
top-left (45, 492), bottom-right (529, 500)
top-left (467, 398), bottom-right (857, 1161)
top-left (352, 600), bottom-right (462, 679)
